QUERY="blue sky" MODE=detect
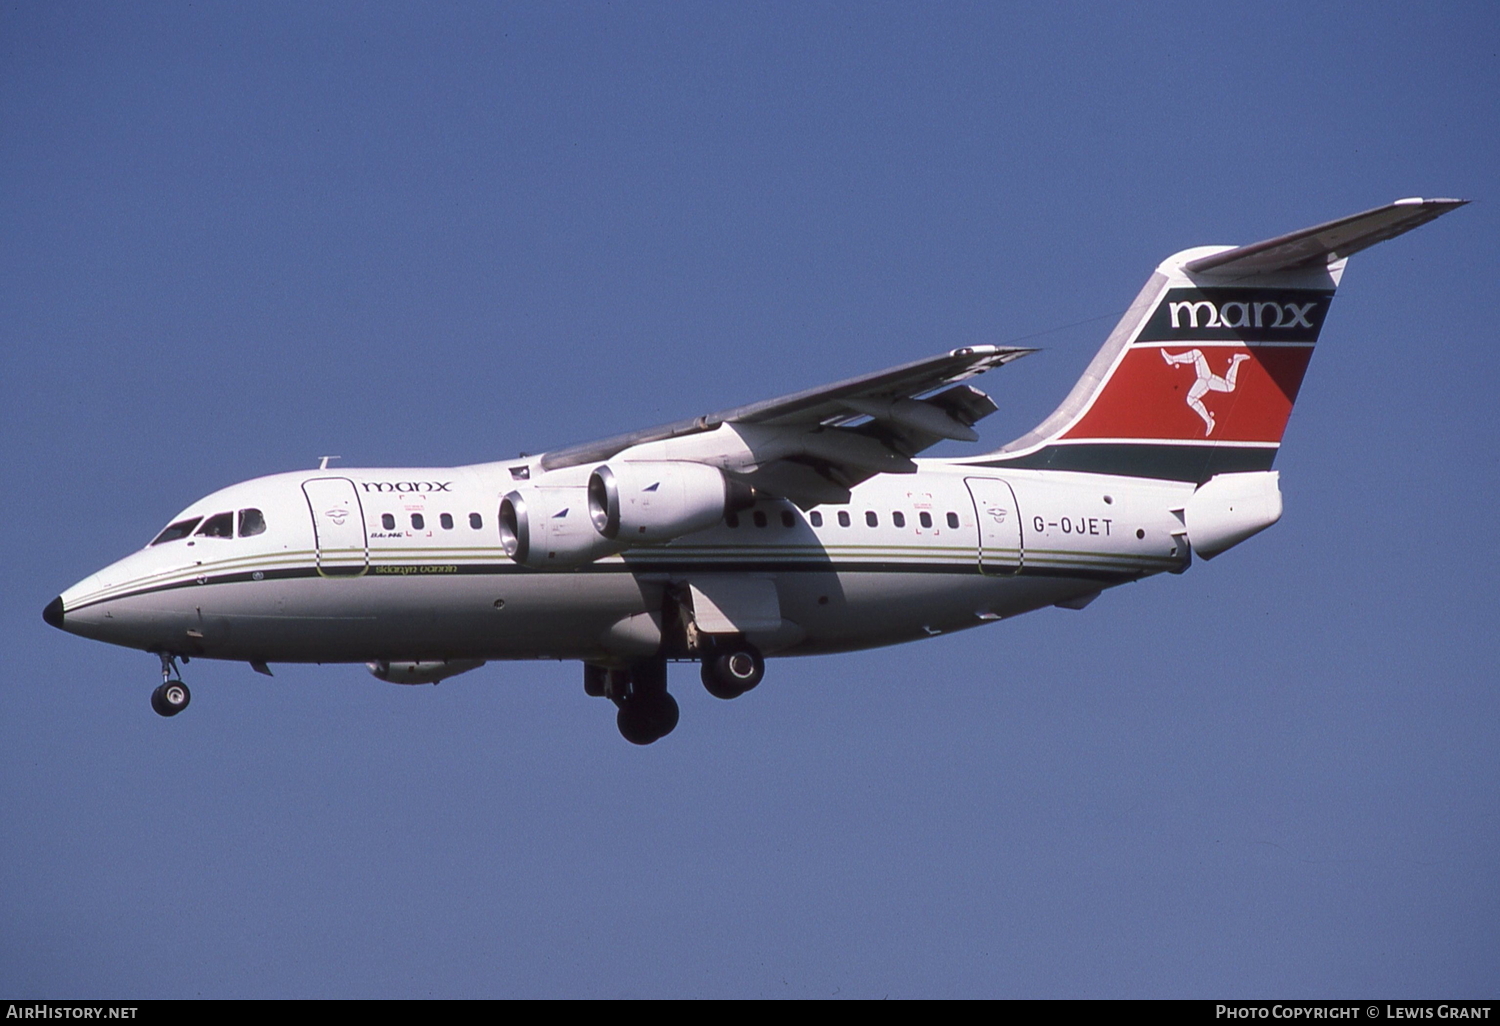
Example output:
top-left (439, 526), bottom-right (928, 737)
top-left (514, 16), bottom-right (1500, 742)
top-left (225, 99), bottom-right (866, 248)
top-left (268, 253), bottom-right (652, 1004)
top-left (3, 2), bottom-right (1496, 997)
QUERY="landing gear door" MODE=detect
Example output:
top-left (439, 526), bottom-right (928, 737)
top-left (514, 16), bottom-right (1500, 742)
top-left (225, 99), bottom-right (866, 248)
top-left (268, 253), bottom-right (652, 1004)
top-left (685, 576), bottom-right (782, 634)
top-left (302, 477), bottom-right (369, 578)
top-left (965, 477), bottom-right (1022, 576)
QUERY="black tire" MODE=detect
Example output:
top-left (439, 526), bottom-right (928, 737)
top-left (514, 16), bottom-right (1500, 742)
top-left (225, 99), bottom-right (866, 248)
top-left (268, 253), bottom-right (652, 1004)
top-left (616, 692), bottom-right (679, 745)
top-left (646, 691), bottom-right (679, 738)
top-left (151, 680), bottom-right (191, 717)
top-left (705, 645), bottom-right (764, 697)
top-left (616, 703), bottom-right (653, 744)
top-left (701, 659), bottom-right (744, 700)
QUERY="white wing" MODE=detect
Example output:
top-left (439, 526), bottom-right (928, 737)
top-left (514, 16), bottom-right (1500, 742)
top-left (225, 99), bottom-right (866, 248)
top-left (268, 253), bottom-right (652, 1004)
top-left (539, 345), bottom-right (1033, 506)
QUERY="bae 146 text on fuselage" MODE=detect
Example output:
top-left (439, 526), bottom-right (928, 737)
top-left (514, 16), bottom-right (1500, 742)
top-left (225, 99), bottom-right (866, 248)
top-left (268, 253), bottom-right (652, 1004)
top-left (45, 198), bottom-right (1466, 743)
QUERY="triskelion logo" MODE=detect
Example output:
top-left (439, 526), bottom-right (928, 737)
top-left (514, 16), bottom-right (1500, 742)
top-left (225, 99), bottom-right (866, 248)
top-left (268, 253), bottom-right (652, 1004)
top-left (1161, 348), bottom-right (1251, 436)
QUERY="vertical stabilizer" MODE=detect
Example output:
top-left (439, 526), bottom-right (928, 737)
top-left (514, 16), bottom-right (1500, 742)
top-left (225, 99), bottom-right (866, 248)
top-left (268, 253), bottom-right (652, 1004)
top-left (976, 199), bottom-right (1466, 482)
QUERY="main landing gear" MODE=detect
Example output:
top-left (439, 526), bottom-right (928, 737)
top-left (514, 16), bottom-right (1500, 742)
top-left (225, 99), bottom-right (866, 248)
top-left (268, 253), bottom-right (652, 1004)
top-left (700, 642), bottom-right (764, 701)
top-left (585, 657), bottom-right (680, 746)
top-left (583, 640), bottom-right (768, 744)
top-left (150, 653), bottom-right (191, 717)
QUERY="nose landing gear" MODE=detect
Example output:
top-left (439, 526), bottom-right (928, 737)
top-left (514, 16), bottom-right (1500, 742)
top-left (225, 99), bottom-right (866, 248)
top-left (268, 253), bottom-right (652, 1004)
top-left (151, 653), bottom-right (191, 717)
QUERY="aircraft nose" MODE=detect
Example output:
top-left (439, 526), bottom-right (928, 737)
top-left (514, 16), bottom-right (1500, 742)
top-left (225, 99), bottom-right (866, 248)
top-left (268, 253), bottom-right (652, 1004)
top-left (43, 595), bottom-right (65, 630)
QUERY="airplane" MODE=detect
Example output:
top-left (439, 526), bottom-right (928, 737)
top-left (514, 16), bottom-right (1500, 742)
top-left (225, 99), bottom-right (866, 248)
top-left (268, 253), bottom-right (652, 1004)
top-left (44, 198), bottom-right (1465, 744)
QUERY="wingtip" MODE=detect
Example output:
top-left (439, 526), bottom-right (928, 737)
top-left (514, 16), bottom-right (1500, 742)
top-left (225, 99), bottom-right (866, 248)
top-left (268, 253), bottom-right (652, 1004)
top-left (950, 344), bottom-right (1038, 360)
top-left (1393, 196), bottom-right (1469, 208)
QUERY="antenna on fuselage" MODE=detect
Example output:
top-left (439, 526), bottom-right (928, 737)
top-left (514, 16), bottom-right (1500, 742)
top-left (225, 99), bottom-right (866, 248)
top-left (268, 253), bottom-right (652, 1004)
top-left (318, 455), bottom-right (341, 470)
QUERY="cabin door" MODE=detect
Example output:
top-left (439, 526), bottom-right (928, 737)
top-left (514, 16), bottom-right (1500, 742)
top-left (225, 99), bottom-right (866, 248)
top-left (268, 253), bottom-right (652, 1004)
top-left (964, 477), bottom-right (1023, 576)
top-left (302, 477), bottom-right (369, 578)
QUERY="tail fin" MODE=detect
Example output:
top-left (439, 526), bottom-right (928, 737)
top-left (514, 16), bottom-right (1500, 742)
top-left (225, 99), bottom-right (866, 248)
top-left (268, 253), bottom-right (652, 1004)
top-left (983, 198), bottom-right (1466, 482)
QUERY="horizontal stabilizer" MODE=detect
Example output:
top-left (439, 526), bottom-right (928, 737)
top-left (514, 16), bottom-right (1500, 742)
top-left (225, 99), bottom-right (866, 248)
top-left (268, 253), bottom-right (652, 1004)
top-left (1184, 198), bottom-right (1468, 276)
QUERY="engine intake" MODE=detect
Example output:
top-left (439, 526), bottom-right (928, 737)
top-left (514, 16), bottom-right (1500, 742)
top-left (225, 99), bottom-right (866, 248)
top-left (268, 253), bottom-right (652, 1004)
top-left (588, 461), bottom-right (750, 544)
top-left (499, 486), bottom-right (626, 569)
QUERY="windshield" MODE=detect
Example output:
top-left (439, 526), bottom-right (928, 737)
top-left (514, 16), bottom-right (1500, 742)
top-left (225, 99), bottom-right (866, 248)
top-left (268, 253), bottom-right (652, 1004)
top-left (195, 512), bottom-right (234, 538)
top-left (151, 517), bottom-right (203, 546)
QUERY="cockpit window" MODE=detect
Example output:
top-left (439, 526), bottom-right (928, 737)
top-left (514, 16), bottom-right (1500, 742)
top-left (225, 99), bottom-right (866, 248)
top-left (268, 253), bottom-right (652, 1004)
top-left (151, 517), bottom-right (203, 546)
top-left (195, 512), bottom-right (234, 538)
top-left (238, 508), bottom-right (267, 538)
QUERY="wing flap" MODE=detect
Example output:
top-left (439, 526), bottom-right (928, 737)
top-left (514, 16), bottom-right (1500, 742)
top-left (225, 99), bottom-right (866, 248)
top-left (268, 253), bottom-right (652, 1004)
top-left (727, 460), bottom-right (851, 508)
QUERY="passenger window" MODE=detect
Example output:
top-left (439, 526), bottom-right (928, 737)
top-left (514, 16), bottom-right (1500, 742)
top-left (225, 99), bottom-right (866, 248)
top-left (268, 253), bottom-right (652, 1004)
top-left (893, 511), bottom-right (906, 528)
top-left (781, 511), bottom-right (795, 528)
top-left (753, 511), bottom-right (767, 528)
top-left (837, 511), bottom-right (851, 528)
top-left (151, 517), bottom-right (202, 545)
top-left (726, 513), bottom-right (740, 528)
top-left (947, 512), bottom-right (960, 529)
top-left (440, 513), bottom-right (454, 530)
top-left (195, 512), bottom-right (234, 538)
top-left (865, 511), bottom-right (878, 527)
top-left (919, 512), bottom-right (933, 529)
top-left (411, 513), bottom-right (425, 530)
top-left (382, 513), bottom-right (395, 530)
top-left (469, 513), bottom-right (482, 529)
top-left (810, 511), bottom-right (823, 527)
top-left (238, 508), bottom-right (266, 537)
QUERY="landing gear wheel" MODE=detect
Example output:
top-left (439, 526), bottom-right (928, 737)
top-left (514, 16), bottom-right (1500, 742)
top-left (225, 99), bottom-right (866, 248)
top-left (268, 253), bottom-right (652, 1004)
top-left (701, 660), bottom-right (742, 700)
top-left (616, 692), bottom-right (679, 745)
top-left (701, 645), bottom-right (764, 699)
top-left (151, 680), bottom-right (191, 717)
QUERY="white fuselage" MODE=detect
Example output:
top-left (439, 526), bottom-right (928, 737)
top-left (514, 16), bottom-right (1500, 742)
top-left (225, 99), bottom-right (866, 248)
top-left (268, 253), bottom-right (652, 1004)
top-left (55, 458), bottom-right (1193, 668)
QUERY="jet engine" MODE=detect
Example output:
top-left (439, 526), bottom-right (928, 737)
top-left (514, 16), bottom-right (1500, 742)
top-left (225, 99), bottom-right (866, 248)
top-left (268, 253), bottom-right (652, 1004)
top-left (588, 461), bottom-right (752, 544)
top-left (499, 485), bottom-right (626, 569)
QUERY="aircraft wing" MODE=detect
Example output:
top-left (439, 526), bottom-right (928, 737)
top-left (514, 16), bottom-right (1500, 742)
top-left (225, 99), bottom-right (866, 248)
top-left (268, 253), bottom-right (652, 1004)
top-left (539, 344), bottom-right (1033, 506)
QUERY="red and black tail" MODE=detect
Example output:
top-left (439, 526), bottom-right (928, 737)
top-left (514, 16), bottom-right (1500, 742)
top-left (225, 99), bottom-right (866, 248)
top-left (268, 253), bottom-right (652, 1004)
top-left (980, 198), bottom-right (1465, 482)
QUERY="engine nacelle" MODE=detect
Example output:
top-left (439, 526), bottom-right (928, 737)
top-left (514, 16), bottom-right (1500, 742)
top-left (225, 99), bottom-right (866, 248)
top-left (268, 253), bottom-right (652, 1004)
top-left (588, 461), bottom-right (749, 544)
top-left (367, 659), bottom-right (485, 685)
top-left (499, 485), bottom-right (626, 569)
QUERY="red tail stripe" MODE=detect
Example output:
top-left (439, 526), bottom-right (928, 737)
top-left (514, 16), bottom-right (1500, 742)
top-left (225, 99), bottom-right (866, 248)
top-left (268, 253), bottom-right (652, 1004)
top-left (1059, 346), bottom-right (1314, 444)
